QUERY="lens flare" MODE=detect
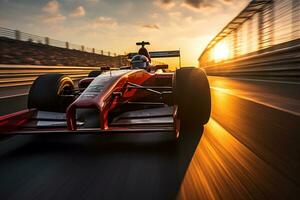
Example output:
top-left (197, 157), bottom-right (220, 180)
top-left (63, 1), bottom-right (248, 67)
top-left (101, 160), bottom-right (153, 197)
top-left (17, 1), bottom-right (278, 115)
top-left (213, 41), bottom-right (230, 61)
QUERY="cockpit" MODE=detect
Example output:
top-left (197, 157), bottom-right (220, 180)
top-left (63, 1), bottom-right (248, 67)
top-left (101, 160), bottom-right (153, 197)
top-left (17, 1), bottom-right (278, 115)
top-left (130, 55), bottom-right (150, 69)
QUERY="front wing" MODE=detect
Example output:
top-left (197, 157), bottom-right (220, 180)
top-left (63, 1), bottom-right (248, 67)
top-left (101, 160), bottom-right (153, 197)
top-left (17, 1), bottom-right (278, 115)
top-left (0, 107), bottom-right (176, 135)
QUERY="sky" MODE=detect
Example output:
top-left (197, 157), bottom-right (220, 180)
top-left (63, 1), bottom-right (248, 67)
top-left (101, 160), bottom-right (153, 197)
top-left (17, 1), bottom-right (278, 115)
top-left (0, 0), bottom-right (249, 67)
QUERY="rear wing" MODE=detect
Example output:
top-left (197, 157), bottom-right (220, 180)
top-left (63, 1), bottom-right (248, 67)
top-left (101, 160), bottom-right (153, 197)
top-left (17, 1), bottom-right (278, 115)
top-left (128, 50), bottom-right (180, 59)
top-left (127, 50), bottom-right (181, 68)
top-left (150, 50), bottom-right (180, 58)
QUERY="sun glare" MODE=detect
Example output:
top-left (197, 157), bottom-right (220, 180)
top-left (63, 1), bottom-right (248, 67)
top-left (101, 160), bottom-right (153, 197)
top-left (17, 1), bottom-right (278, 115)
top-left (213, 41), bottom-right (230, 61)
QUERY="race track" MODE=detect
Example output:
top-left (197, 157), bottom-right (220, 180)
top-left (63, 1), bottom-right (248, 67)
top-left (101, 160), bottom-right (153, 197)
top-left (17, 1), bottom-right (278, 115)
top-left (0, 76), bottom-right (299, 200)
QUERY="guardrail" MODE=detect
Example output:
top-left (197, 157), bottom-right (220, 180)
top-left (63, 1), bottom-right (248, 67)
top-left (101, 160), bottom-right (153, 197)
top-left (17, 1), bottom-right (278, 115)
top-left (0, 64), bottom-right (100, 88)
top-left (199, 0), bottom-right (300, 77)
top-left (202, 40), bottom-right (300, 77)
top-left (0, 27), bottom-right (118, 56)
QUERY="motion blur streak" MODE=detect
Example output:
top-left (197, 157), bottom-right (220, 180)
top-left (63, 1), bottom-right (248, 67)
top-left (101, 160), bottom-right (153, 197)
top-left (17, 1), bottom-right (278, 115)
top-left (0, 77), bottom-right (299, 199)
top-left (179, 119), bottom-right (297, 199)
top-left (178, 77), bottom-right (300, 199)
top-left (208, 76), bottom-right (300, 115)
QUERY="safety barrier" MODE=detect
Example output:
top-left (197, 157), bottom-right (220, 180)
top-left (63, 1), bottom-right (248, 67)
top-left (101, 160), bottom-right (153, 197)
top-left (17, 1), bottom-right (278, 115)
top-left (0, 27), bottom-right (117, 56)
top-left (202, 40), bottom-right (300, 77)
top-left (199, 0), bottom-right (300, 77)
top-left (0, 64), bottom-right (100, 88)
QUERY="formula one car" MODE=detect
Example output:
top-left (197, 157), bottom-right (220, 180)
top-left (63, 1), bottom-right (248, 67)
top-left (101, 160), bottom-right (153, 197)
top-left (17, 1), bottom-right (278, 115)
top-left (0, 42), bottom-right (211, 140)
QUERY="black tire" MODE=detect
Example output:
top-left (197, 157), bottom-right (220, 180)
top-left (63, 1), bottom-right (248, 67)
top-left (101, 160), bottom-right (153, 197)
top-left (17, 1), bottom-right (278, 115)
top-left (28, 73), bottom-right (75, 112)
top-left (173, 67), bottom-right (211, 129)
top-left (88, 70), bottom-right (102, 77)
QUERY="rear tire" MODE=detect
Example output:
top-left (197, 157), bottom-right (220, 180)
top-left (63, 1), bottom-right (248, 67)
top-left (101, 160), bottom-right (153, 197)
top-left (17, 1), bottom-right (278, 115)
top-left (173, 67), bottom-right (211, 132)
top-left (28, 73), bottom-right (74, 112)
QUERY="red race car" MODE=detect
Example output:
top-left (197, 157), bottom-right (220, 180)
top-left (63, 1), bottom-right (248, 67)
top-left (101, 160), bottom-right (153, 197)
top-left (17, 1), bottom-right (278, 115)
top-left (0, 42), bottom-right (211, 140)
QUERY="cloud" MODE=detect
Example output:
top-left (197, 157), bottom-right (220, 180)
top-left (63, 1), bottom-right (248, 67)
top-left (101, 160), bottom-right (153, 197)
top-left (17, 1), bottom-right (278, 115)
top-left (181, 0), bottom-right (216, 11)
top-left (42, 0), bottom-right (66, 24)
top-left (86, 0), bottom-right (99, 3)
top-left (156, 0), bottom-right (233, 11)
top-left (70, 6), bottom-right (86, 17)
top-left (88, 16), bottom-right (118, 28)
top-left (155, 0), bottom-right (175, 10)
top-left (42, 0), bottom-right (60, 14)
top-left (149, 13), bottom-right (160, 19)
top-left (168, 11), bottom-right (182, 18)
top-left (161, 0), bottom-right (173, 3)
top-left (43, 13), bottom-right (66, 23)
top-left (142, 24), bottom-right (160, 30)
top-left (184, 0), bottom-right (206, 8)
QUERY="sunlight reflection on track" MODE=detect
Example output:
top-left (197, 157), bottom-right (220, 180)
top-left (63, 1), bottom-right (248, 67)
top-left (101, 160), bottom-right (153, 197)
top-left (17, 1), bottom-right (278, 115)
top-left (177, 77), bottom-right (300, 199)
top-left (178, 118), bottom-right (300, 200)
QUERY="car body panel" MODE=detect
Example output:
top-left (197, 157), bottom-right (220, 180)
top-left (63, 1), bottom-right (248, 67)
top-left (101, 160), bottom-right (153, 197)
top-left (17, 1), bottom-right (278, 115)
top-left (0, 42), bottom-right (182, 136)
top-left (0, 69), bottom-right (177, 135)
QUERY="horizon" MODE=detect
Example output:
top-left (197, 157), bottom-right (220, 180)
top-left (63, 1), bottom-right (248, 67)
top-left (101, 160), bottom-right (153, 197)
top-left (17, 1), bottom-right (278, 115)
top-left (0, 0), bottom-right (249, 68)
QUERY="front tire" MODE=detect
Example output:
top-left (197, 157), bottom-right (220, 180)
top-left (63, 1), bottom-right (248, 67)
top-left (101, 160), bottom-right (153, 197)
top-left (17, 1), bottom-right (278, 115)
top-left (173, 67), bottom-right (211, 133)
top-left (28, 73), bottom-right (74, 112)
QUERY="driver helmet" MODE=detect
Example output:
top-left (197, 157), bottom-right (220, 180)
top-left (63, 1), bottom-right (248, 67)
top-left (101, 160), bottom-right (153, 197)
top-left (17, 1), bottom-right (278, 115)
top-left (131, 55), bottom-right (150, 69)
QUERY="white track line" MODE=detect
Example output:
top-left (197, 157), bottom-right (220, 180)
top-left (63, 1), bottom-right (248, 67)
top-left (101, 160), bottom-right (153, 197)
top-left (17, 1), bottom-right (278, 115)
top-left (210, 86), bottom-right (300, 117)
top-left (0, 93), bottom-right (28, 100)
top-left (219, 77), bottom-right (300, 85)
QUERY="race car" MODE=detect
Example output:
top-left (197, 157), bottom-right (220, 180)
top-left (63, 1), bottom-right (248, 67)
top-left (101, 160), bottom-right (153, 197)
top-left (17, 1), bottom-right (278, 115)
top-left (0, 41), bottom-right (211, 140)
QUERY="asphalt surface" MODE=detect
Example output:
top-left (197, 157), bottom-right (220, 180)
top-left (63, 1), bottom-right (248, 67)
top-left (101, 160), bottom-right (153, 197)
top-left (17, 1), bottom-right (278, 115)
top-left (0, 85), bottom-right (29, 116)
top-left (179, 76), bottom-right (300, 199)
top-left (0, 76), bottom-right (300, 200)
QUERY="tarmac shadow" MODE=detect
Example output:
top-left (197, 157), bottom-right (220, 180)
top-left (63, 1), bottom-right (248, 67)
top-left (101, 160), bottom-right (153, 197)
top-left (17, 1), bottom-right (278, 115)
top-left (0, 126), bottom-right (204, 200)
